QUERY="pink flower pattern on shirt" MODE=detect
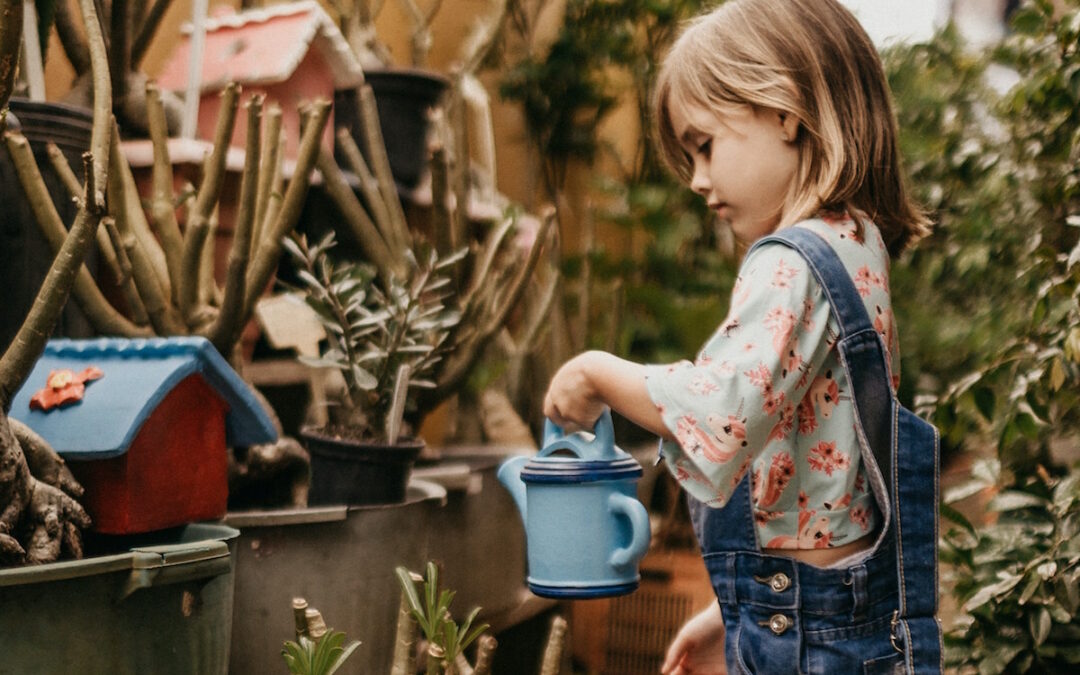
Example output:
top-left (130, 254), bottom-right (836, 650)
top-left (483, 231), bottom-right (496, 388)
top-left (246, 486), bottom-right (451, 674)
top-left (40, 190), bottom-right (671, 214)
top-left (644, 215), bottom-right (898, 549)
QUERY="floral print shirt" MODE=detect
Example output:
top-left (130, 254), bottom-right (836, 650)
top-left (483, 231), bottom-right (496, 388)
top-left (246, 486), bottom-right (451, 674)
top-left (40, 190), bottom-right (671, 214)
top-left (644, 214), bottom-right (899, 549)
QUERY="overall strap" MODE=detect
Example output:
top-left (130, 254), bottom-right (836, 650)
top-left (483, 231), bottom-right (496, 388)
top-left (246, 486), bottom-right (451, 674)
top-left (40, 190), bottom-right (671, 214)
top-left (748, 227), bottom-right (895, 504)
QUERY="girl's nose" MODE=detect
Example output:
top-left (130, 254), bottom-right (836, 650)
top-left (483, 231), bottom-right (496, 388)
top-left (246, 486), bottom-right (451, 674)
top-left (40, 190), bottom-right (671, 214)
top-left (689, 159), bottom-right (711, 196)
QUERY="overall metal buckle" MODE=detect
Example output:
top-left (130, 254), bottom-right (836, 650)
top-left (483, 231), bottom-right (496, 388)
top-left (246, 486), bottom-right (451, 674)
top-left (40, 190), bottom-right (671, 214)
top-left (890, 610), bottom-right (903, 653)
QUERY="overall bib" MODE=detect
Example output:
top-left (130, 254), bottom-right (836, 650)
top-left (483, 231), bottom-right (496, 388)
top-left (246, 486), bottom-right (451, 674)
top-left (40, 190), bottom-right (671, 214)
top-left (687, 227), bottom-right (942, 674)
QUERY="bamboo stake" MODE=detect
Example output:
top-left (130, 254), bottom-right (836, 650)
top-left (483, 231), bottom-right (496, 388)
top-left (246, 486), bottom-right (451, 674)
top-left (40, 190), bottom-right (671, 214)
top-left (335, 127), bottom-right (396, 254)
top-left (242, 100), bottom-right (330, 320)
top-left (179, 82), bottom-right (239, 325)
top-left (4, 133), bottom-right (150, 338)
top-left (358, 84), bottom-right (412, 253)
top-left (252, 102), bottom-right (282, 256)
top-left (314, 148), bottom-right (400, 280)
top-left (206, 95), bottom-right (262, 354)
top-left (145, 82), bottom-right (185, 303)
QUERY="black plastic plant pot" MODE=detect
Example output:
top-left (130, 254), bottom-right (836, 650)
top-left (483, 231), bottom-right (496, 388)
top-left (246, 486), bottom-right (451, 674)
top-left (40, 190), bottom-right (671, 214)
top-left (0, 99), bottom-right (97, 351)
top-left (334, 68), bottom-right (449, 189)
top-left (301, 426), bottom-right (425, 506)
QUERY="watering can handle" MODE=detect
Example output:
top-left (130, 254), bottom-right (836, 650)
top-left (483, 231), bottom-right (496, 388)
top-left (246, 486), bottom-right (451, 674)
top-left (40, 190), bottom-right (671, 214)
top-left (607, 493), bottom-right (650, 569)
top-left (540, 409), bottom-right (617, 460)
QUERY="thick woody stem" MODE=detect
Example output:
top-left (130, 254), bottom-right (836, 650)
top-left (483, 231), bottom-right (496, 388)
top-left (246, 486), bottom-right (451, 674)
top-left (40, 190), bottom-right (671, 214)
top-left (108, 128), bottom-right (184, 335)
top-left (103, 216), bottom-right (151, 326)
top-left (109, 118), bottom-right (172, 296)
top-left (253, 103), bottom-right (282, 257)
top-left (145, 82), bottom-right (185, 303)
top-left (359, 84), bottom-right (412, 254)
top-left (130, 0), bottom-right (171, 67)
top-left (46, 142), bottom-right (125, 283)
top-left (315, 149), bottom-right (400, 280)
top-left (448, 71), bottom-right (469, 263)
top-left (206, 95), bottom-right (262, 354)
top-left (0, 0), bottom-right (22, 115)
top-left (430, 143), bottom-right (453, 255)
top-left (390, 588), bottom-right (418, 675)
top-left (109, 0), bottom-right (131, 101)
top-left (5, 133), bottom-right (149, 338)
top-left (53, 0), bottom-right (90, 76)
top-left (472, 635), bottom-right (497, 675)
top-left (435, 207), bottom-right (554, 395)
top-left (539, 615), bottom-right (567, 675)
top-left (77, 0), bottom-right (111, 210)
top-left (242, 100), bottom-right (330, 320)
top-left (335, 127), bottom-right (397, 255)
top-left (180, 82), bottom-right (240, 325)
top-left (0, 190), bottom-right (101, 410)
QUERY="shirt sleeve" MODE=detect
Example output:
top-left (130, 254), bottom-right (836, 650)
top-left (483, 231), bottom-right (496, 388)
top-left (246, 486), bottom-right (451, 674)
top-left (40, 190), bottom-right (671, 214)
top-left (644, 243), bottom-right (835, 507)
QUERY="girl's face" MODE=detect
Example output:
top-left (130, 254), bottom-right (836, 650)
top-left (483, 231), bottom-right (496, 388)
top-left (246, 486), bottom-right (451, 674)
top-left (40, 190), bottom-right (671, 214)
top-left (669, 98), bottom-right (801, 244)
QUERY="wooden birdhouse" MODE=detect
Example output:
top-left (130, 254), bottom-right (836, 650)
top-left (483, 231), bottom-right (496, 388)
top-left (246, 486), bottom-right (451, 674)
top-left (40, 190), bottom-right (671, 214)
top-left (10, 337), bottom-right (277, 534)
top-left (156, 0), bottom-right (364, 160)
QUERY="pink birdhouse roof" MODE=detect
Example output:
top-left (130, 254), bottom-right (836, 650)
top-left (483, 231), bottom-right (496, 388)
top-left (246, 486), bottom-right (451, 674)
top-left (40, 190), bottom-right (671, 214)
top-left (156, 0), bottom-right (363, 93)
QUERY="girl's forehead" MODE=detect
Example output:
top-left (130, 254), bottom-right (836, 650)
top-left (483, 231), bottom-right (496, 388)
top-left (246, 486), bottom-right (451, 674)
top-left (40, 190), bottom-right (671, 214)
top-left (666, 90), bottom-right (745, 135)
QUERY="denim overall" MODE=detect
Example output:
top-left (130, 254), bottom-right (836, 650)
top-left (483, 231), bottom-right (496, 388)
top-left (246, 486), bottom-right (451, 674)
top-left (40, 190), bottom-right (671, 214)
top-left (687, 227), bottom-right (942, 674)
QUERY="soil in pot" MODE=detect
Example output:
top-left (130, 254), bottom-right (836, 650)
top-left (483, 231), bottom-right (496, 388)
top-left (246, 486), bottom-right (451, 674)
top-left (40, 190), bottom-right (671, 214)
top-left (301, 425), bottom-right (424, 506)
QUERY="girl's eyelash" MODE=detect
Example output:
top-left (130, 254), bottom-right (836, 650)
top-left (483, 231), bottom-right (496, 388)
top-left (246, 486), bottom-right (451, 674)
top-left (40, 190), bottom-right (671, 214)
top-left (698, 139), bottom-right (712, 155)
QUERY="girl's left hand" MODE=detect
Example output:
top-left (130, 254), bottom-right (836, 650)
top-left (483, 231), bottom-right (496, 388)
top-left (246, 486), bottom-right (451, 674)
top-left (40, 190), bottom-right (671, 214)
top-left (543, 352), bottom-right (607, 432)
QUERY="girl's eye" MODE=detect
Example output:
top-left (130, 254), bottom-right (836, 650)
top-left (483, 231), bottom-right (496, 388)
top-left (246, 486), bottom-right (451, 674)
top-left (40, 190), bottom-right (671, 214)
top-left (697, 139), bottom-right (712, 156)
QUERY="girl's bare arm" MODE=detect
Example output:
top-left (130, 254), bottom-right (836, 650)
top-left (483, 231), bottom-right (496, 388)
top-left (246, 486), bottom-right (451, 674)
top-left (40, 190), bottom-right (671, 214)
top-left (543, 350), bottom-right (674, 440)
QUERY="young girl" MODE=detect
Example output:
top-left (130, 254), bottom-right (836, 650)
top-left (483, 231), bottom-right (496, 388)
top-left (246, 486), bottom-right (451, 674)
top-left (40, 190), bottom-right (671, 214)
top-left (543, 0), bottom-right (942, 673)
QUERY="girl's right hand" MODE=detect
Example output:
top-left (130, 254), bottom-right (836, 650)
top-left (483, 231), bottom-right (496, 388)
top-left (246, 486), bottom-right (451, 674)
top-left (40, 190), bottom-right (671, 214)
top-left (661, 603), bottom-right (728, 675)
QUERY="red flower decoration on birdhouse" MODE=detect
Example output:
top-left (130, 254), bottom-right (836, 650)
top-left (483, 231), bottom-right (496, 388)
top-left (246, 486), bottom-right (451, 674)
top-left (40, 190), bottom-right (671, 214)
top-left (30, 367), bottom-right (104, 411)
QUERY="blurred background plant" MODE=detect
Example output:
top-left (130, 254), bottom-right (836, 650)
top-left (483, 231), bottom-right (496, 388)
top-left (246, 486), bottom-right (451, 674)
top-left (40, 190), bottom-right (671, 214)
top-left (879, 1), bottom-right (1080, 671)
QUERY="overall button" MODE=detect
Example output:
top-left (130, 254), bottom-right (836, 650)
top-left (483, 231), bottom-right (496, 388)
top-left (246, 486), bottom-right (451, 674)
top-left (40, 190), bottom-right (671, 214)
top-left (759, 613), bottom-right (792, 636)
top-left (753, 572), bottom-right (791, 592)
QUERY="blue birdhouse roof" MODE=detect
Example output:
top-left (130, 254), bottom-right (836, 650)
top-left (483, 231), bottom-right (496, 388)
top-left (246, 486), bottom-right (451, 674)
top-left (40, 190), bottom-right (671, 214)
top-left (10, 337), bottom-right (278, 459)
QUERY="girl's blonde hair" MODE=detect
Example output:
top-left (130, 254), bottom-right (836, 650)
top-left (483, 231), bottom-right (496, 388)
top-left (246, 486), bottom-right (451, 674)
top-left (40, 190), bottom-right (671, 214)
top-left (654, 0), bottom-right (931, 257)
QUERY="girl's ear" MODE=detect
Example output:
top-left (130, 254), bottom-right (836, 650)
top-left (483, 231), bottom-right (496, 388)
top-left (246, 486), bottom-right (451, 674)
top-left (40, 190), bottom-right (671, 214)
top-left (778, 111), bottom-right (800, 143)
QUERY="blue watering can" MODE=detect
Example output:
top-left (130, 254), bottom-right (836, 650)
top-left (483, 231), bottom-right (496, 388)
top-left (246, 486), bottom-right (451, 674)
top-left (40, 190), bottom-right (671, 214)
top-left (498, 410), bottom-right (651, 598)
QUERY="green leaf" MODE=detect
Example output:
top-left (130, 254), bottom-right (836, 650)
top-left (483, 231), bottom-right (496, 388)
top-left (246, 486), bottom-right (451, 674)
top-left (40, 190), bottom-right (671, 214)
top-left (988, 491), bottom-right (1050, 512)
top-left (325, 640), bottom-right (361, 675)
top-left (1030, 606), bottom-right (1052, 646)
top-left (941, 502), bottom-right (977, 534)
top-left (974, 386), bottom-right (996, 419)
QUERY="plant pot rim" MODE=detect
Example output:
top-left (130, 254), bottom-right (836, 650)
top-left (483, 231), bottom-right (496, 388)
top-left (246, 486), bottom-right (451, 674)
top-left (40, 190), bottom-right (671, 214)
top-left (299, 424), bottom-right (426, 451)
top-left (361, 67), bottom-right (450, 86)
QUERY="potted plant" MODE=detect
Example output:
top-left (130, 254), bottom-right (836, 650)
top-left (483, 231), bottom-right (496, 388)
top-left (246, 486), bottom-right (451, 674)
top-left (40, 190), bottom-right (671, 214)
top-left (282, 230), bottom-right (465, 505)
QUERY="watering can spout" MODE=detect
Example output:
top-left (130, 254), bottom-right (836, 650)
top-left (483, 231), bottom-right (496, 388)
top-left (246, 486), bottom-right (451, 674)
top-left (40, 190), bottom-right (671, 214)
top-left (497, 456), bottom-right (530, 521)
